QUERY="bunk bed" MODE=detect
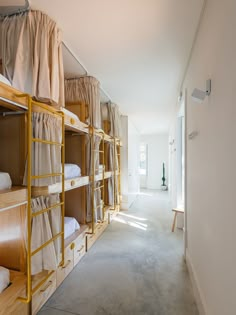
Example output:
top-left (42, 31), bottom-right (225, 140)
top-left (64, 77), bottom-right (116, 250)
top-left (101, 102), bottom-right (122, 220)
top-left (0, 19), bottom-right (122, 311)
top-left (0, 8), bottom-right (123, 313)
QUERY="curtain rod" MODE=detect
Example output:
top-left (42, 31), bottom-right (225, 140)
top-left (0, 0), bottom-right (29, 17)
top-left (62, 41), bottom-right (112, 102)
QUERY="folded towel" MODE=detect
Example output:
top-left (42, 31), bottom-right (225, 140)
top-left (0, 266), bottom-right (10, 293)
top-left (64, 164), bottom-right (81, 180)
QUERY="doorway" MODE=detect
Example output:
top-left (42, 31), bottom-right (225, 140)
top-left (139, 143), bottom-right (148, 189)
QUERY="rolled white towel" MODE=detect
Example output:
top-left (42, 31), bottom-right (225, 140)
top-left (0, 74), bottom-right (11, 86)
top-left (0, 172), bottom-right (12, 190)
top-left (0, 266), bottom-right (10, 293)
top-left (64, 217), bottom-right (80, 239)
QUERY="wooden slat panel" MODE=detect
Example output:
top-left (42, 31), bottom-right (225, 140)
top-left (0, 114), bottom-right (27, 186)
top-left (0, 204), bottom-right (27, 272)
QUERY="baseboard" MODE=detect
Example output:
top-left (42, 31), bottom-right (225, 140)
top-left (186, 250), bottom-right (207, 315)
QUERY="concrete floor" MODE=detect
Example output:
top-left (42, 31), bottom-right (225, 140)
top-left (38, 191), bottom-right (198, 315)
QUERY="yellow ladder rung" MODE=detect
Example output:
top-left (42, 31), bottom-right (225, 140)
top-left (93, 149), bottom-right (104, 153)
top-left (31, 232), bottom-right (63, 257)
top-left (32, 173), bottom-right (64, 179)
top-left (32, 202), bottom-right (64, 217)
top-left (32, 138), bottom-right (64, 146)
top-left (95, 204), bottom-right (103, 209)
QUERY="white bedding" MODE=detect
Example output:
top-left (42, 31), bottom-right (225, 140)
top-left (0, 172), bottom-right (12, 190)
top-left (61, 108), bottom-right (80, 121)
top-left (64, 217), bottom-right (80, 239)
top-left (0, 267), bottom-right (10, 294)
top-left (99, 165), bottom-right (104, 173)
top-left (0, 74), bottom-right (11, 86)
top-left (65, 164), bottom-right (81, 180)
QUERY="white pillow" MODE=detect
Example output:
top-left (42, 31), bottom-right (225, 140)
top-left (0, 266), bottom-right (10, 293)
top-left (0, 74), bottom-right (11, 86)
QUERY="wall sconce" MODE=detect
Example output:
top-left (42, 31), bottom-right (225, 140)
top-left (191, 79), bottom-right (211, 103)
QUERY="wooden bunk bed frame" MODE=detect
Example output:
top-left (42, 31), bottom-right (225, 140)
top-left (0, 81), bottom-right (122, 314)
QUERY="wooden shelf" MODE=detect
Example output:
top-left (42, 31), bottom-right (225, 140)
top-left (64, 118), bottom-right (89, 134)
top-left (0, 186), bottom-right (27, 211)
top-left (32, 176), bottom-right (90, 197)
top-left (94, 171), bottom-right (112, 182)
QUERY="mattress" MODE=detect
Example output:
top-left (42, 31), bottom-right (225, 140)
top-left (0, 172), bottom-right (12, 190)
top-left (64, 217), bottom-right (80, 239)
top-left (0, 267), bottom-right (10, 294)
top-left (64, 164), bottom-right (81, 180)
top-left (0, 74), bottom-right (11, 86)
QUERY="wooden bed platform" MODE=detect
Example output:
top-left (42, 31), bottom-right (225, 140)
top-left (0, 82), bottom-right (28, 111)
top-left (0, 270), bottom-right (27, 315)
top-left (31, 176), bottom-right (90, 197)
top-left (0, 186), bottom-right (27, 211)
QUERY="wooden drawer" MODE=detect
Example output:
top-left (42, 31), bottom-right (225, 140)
top-left (32, 272), bottom-right (56, 315)
top-left (56, 245), bottom-right (74, 287)
top-left (86, 221), bottom-right (108, 251)
top-left (73, 235), bottom-right (86, 267)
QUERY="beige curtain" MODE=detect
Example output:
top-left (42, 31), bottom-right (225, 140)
top-left (101, 102), bottom-right (122, 138)
top-left (86, 184), bottom-right (102, 223)
top-left (23, 112), bottom-right (62, 186)
top-left (65, 77), bottom-right (101, 128)
top-left (1, 10), bottom-right (64, 107)
top-left (85, 135), bottom-right (102, 222)
top-left (107, 142), bottom-right (119, 206)
top-left (31, 194), bottom-right (61, 275)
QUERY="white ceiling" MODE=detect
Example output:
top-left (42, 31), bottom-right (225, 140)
top-left (28, 0), bottom-right (204, 134)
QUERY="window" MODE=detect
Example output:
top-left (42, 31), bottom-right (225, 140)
top-left (139, 144), bottom-right (148, 175)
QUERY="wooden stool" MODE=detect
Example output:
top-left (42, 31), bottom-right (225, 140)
top-left (172, 208), bottom-right (184, 232)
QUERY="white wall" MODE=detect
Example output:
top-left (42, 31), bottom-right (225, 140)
top-left (128, 119), bottom-right (140, 206)
top-left (180, 0), bottom-right (236, 314)
top-left (140, 134), bottom-right (168, 190)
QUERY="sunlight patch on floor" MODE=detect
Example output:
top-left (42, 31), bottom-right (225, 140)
top-left (138, 192), bottom-right (153, 196)
top-left (119, 212), bottom-right (147, 221)
top-left (113, 216), bottom-right (147, 231)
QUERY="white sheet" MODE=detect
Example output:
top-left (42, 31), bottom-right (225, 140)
top-left (0, 74), bottom-right (11, 86)
top-left (0, 267), bottom-right (10, 294)
top-left (64, 164), bottom-right (81, 180)
top-left (64, 217), bottom-right (80, 239)
top-left (0, 172), bottom-right (12, 190)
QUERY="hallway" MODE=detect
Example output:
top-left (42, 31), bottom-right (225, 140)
top-left (39, 191), bottom-right (198, 315)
